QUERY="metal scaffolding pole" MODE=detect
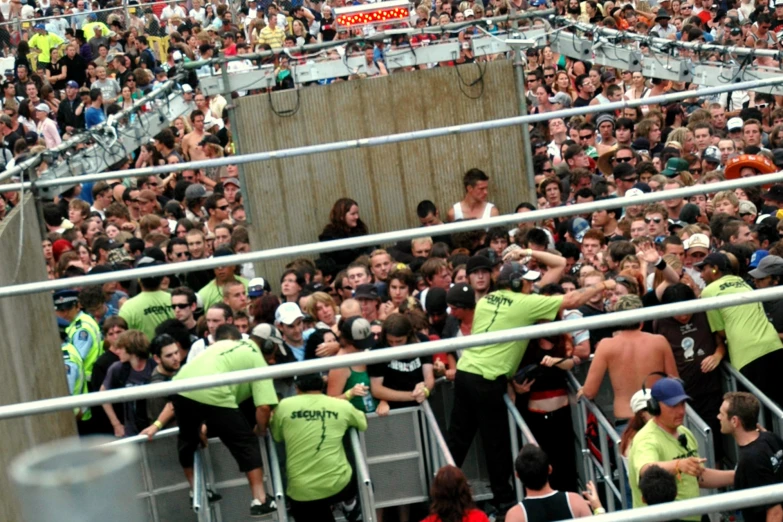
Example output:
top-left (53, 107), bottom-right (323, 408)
top-left (2, 170), bottom-right (782, 298)
top-left (0, 75), bottom-right (781, 194)
top-left (2, 285), bottom-right (783, 420)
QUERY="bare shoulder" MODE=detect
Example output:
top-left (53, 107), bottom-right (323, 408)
top-left (504, 503), bottom-right (525, 522)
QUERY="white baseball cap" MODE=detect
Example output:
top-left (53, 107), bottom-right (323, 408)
top-left (275, 302), bottom-right (304, 326)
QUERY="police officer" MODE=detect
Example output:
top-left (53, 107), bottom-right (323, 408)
top-left (447, 260), bottom-right (616, 515)
top-left (54, 289), bottom-right (103, 385)
top-left (62, 340), bottom-right (92, 433)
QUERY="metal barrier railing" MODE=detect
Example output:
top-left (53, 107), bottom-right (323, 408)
top-left (265, 433), bottom-right (288, 522)
top-left (567, 372), bottom-right (626, 511)
top-left (192, 450), bottom-right (209, 521)
top-left (350, 427), bottom-right (376, 522)
top-left (684, 404), bottom-right (717, 472)
top-left (503, 394), bottom-right (538, 503)
top-left (722, 362), bottom-right (783, 438)
top-left (422, 400), bottom-right (456, 473)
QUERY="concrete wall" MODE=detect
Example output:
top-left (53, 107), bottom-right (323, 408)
top-left (234, 60), bottom-right (532, 283)
top-left (0, 195), bottom-right (76, 522)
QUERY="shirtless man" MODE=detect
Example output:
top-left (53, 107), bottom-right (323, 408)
top-left (446, 168), bottom-right (500, 222)
top-left (181, 109), bottom-right (206, 161)
top-left (577, 294), bottom-right (678, 424)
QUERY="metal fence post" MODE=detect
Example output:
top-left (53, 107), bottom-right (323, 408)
top-left (265, 433), bottom-right (289, 522)
top-left (350, 428), bottom-right (375, 522)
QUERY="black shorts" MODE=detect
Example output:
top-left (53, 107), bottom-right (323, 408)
top-left (173, 395), bottom-right (262, 473)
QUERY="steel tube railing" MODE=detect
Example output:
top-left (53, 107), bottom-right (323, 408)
top-left (555, 482), bottom-right (783, 522)
top-left (1, 75), bottom-right (782, 194)
top-left (504, 394), bottom-right (538, 503)
top-left (421, 401), bottom-right (455, 467)
top-left (504, 394), bottom-right (538, 446)
top-left (722, 362), bottom-right (783, 436)
top-left (192, 450), bottom-right (205, 517)
top-left (6, 171), bottom-right (783, 297)
top-left (350, 428), bottom-right (375, 522)
top-left (5, 288), bottom-right (783, 420)
top-left (265, 433), bottom-right (288, 522)
top-left (684, 404), bottom-right (716, 471)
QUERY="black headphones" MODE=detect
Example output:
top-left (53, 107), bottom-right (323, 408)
top-left (641, 372), bottom-right (685, 416)
top-left (507, 262), bottom-right (525, 293)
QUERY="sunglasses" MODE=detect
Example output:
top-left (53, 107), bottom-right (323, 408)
top-left (544, 74), bottom-right (555, 78)
top-left (614, 156), bottom-right (634, 163)
top-left (171, 303), bottom-right (191, 309)
top-left (690, 168), bottom-right (702, 174)
top-left (579, 134), bottom-right (593, 140)
top-left (645, 217), bottom-right (663, 224)
top-left (543, 167), bottom-right (555, 173)
top-left (173, 251), bottom-right (190, 258)
top-left (218, 204), bottom-right (230, 211)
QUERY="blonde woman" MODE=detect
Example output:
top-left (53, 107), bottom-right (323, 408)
top-left (303, 291), bottom-right (340, 334)
top-left (666, 127), bottom-right (695, 154)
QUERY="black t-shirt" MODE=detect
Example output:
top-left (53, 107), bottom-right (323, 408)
top-left (368, 335), bottom-right (432, 409)
top-left (2, 130), bottom-right (22, 150)
top-left (736, 431), bottom-right (783, 522)
top-left (653, 313), bottom-right (721, 398)
top-left (762, 299), bottom-right (783, 333)
top-left (573, 96), bottom-right (592, 108)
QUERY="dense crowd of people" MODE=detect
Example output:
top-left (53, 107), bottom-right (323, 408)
top-left (4, 0), bottom-right (783, 520)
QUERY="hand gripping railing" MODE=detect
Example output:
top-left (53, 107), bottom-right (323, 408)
top-left (722, 362), bottom-right (783, 438)
top-left (421, 400), bottom-right (456, 475)
top-left (350, 427), bottom-right (376, 522)
top-left (566, 372), bottom-right (627, 511)
top-left (504, 394), bottom-right (539, 503)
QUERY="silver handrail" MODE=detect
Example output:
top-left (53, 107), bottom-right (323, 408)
top-left (503, 394), bottom-right (539, 503)
top-left (192, 450), bottom-right (206, 518)
top-left (7, 291), bottom-right (783, 420)
top-left (421, 400), bottom-right (456, 467)
top-left (684, 404), bottom-right (717, 471)
top-left (566, 372), bottom-right (626, 510)
top-left (265, 433), bottom-right (289, 522)
top-left (722, 362), bottom-right (783, 437)
top-left (350, 427), bottom-right (375, 522)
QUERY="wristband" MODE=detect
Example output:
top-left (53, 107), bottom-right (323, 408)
top-left (153, 420), bottom-right (163, 430)
top-left (593, 507), bottom-right (606, 515)
top-left (655, 258), bottom-right (667, 270)
top-left (423, 386), bottom-right (430, 398)
top-left (345, 390), bottom-right (353, 400)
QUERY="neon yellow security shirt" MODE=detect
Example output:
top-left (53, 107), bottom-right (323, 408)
top-left (628, 420), bottom-right (701, 520)
top-left (457, 290), bottom-right (563, 380)
top-left (118, 290), bottom-right (174, 341)
top-left (81, 22), bottom-right (110, 41)
top-left (28, 32), bottom-right (64, 64)
top-left (271, 393), bottom-right (367, 501)
top-left (175, 339), bottom-right (278, 409)
top-left (198, 276), bottom-right (249, 311)
top-left (701, 275), bottom-right (782, 370)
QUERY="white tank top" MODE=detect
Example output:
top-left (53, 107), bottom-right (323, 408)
top-left (452, 201), bottom-right (495, 220)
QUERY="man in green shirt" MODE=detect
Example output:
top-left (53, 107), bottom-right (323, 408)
top-left (628, 378), bottom-right (734, 519)
top-left (118, 256), bottom-right (174, 340)
top-left (699, 252), bottom-right (783, 407)
top-left (197, 247), bottom-right (249, 310)
top-left (447, 259), bottom-right (617, 513)
top-left (272, 373), bottom-right (367, 522)
top-left (173, 339), bottom-right (279, 517)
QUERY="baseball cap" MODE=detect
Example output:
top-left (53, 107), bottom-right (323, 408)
top-left (34, 23), bottom-right (45, 30)
top-left (35, 103), bottom-right (50, 113)
top-left (661, 157), bottom-right (690, 177)
top-left (679, 203), bottom-right (701, 225)
top-left (613, 162), bottom-right (636, 181)
top-left (651, 377), bottom-right (691, 407)
top-left (630, 389), bottom-right (652, 414)
top-left (275, 302), bottom-right (304, 325)
top-left (749, 250), bottom-right (769, 269)
top-left (600, 71), bottom-right (616, 83)
top-left (340, 316), bottom-right (376, 349)
top-left (181, 83), bottom-right (194, 93)
top-left (251, 323), bottom-right (284, 345)
top-left (497, 262), bottom-right (541, 285)
top-left (614, 294), bottom-right (643, 311)
top-left (135, 255), bottom-right (163, 269)
top-left (447, 283), bottom-right (475, 309)
top-left (625, 188), bottom-right (645, 198)
top-left (684, 233), bottom-right (709, 251)
top-left (248, 277), bottom-right (269, 298)
top-left (466, 255), bottom-right (493, 275)
top-left (749, 254), bottom-right (783, 278)
top-left (695, 252), bottom-right (731, 271)
top-left (199, 133), bottom-right (221, 146)
top-left (66, 80), bottom-right (79, 89)
top-left (184, 183), bottom-right (212, 200)
top-left (222, 177), bottom-right (240, 188)
top-left (702, 146), bottom-right (721, 164)
top-left (424, 287), bottom-right (448, 316)
top-left (548, 92), bottom-right (572, 108)
top-left (354, 284), bottom-right (380, 300)
top-left (739, 200), bottom-right (758, 217)
top-left (568, 217), bottom-right (591, 243)
top-left (727, 117), bottom-right (743, 132)
top-left (53, 289), bottom-right (79, 310)
top-left (464, 8), bottom-right (474, 16)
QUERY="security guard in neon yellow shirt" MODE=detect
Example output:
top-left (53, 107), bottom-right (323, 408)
top-left (62, 341), bottom-right (91, 422)
top-left (28, 23), bottom-right (64, 65)
top-left (54, 289), bottom-right (102, 383)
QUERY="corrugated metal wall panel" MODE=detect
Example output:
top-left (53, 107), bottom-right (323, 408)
top-left (234, 60), bottom-right (531, 285)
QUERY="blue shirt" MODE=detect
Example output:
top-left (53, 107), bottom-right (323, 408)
top-left (85, 106), bottom-right (105, 129)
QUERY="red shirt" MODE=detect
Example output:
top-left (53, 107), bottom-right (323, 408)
top-left (421, 508), bottom-right (490, 522)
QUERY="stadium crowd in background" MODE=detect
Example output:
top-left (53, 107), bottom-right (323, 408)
top-left (5, 0), bottom-right (783, 519)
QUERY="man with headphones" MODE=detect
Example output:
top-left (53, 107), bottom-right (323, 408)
top-left (628, 377), bottom-right (734, 517)
top-left (447, 256), bottom-right (617, 517)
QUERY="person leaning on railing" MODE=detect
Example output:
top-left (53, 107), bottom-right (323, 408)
top-left (446, 247), bottom-right (617, 516)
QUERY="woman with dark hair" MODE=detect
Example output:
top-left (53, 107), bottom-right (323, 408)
top-left (369, 313), bottom-right (434, 416)
top-left (379, 269), bottom-right (416, 319)
top-left (250, 293), bottom-right (280, 326)
top-left (318, 197), bottom-right (371, 273)
top-left (280, 268), bottom-right (304, 303)
top-left (422, 465), bottom-right (489, 522)
top-left (512, 287), bottom-right (578, 492)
